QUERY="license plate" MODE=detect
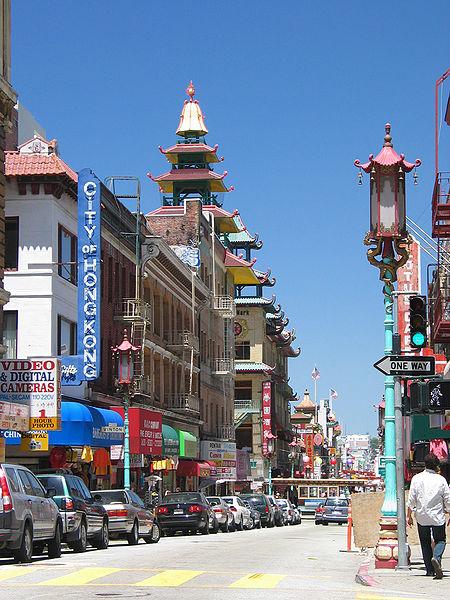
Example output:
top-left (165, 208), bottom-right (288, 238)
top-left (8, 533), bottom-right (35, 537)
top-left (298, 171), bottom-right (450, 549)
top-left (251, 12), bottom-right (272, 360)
top-left (332, 510), bottom-right (342, 515)
top-left (173, 509), bottom-right (184, 515)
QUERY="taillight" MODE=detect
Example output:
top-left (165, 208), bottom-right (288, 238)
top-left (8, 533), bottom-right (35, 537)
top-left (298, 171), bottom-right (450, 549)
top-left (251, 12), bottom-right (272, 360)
top-left (188, 504), bottom-right (203, 513)
top-left (157, 506), bottom-right (169, 515)
top-left (63, 497), bottom-right (74, 511)
top-left (316, 507), bottom-right (325, 514)
top-left (230, 506), bottom-right (237, 512)
top-left (107, 509), bottom-right (128, 517)
top-left (213, 507), bottom-right (223, 513)
top-left (0, 468), bottom-right (12, 512)
top-left (265, 506), bottom-right (269, 513)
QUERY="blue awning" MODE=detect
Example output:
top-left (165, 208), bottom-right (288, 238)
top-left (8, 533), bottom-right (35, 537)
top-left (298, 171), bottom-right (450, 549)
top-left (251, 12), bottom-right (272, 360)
top-left (48, 402), bottom-right (124, 448)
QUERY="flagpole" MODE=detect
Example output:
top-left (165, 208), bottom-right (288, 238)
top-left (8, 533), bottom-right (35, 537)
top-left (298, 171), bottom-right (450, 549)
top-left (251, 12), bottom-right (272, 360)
top-left (314, 378), bottom-right (317, 423)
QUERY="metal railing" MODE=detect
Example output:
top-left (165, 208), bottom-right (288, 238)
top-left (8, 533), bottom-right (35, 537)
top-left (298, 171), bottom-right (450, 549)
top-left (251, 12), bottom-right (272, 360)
top-left (167, 393), bottom-right (200, 413)
top-left (133, 376), bottom-right (152, 397)
top-left (211, 358), bottom-right (234, 374)
top-left (115, 298), bottom-right (152, 323)
top-left (165, 331), bottom-right (200, 353)
top-left (432, 172), bottom-right (450, 237)
top-left (217, 424), bottom-right (235, 440)
top-left (213, 295), bottom-right (236, 318)
top-left (234, 398), bottom-right (260, 411)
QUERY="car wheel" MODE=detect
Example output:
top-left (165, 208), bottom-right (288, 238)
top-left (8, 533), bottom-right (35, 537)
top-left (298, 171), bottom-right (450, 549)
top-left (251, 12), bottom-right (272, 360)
top-left (144, 522), bottom-right (161, 543)
top-left (220, 519), bottom-right (229, 533)
top-left (71, 520), bottom-right (88, 553)
top-left (257, 519), bottom-right (262, 529)
top-left (322, 521), bottom-right (329, 526)
top-left (127, 520), bottom-right (140, 546)
top-left (200, 521), bottom-right (210, 535)
top-left (48, 522), bottom-right (62, 559)
top-left (229, 517), bottom-right (236, 532)
top-left (14, 524), bottom-right (33, 563)
top-left (92, 520), bottom-right (109, 549)
top-left (268, 517), bottom-right (275, 528)
top-left (211, 518), bottom-right (220, 534)
top-left (236, 517), bottom-right (244, 531)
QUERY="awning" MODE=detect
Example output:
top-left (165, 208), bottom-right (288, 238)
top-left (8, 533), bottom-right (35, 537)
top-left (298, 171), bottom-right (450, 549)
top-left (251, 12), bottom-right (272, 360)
top-left (177, 459), bottom-right (211, 478)
top-left (48, 402), bottom-right (124, 448)
top-left (162, 424), bottom-right (180, 456)
top-left (178, 430), bottom-right (199, 458)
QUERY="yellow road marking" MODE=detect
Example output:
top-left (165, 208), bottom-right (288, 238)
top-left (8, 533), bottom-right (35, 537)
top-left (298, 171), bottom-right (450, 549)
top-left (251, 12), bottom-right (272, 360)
top-left (0, 567), bottom-right (37, 581)
top-left (135, 569), bottom-right (204, 587)
top-left (39, 567), bottom-right (120, 586)
top-left (229, 573), bottom-right (285, 588)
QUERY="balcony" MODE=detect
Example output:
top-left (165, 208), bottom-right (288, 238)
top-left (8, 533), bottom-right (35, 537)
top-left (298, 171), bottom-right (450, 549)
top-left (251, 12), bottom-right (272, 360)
top-left (167, 393), bottom-right (200, 414)
top-left (166, 331), bottom-right (199, 354)
top-left (211, 358), bottom-right (234, 375)
top-left (234, 399), bottom-right (260, 411)
top-left (213, 295), bottom-right (236, 318)
top-left (432, 172), bottom-right (450, 238)
top-left (115, 298), bottom-right (151, 323)
top-left (429, 277), bottom-right (450, 343)
top-left (202, 425), bottom-right (236, 441)
top-left (133, 376), bottom-right (152, 397)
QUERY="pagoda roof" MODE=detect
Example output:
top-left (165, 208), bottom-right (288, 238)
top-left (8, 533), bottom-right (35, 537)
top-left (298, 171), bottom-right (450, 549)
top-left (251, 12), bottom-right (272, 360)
top-left (224, 250), bottom-right (260, 285)
top-left (291, 411), bottom-right (312, 422)
top-left (254, 269), bottom-right (276, 287)
top-left (176, 81), bottom-right (208, 138)
top-left (225, 214), bottom-right (263, 249)
top-left (235, 361), bottom-right (275, 374)
top-left (159, 143), bottom-right (223, 164)
top-left (354, 124), bottom-right (421, 173)
top-left (235, 295), bottom-right (280, 313)
top-left (148, 168), bottom-right (232, 193)
top-left (296, 390), bottom-right (316, 411)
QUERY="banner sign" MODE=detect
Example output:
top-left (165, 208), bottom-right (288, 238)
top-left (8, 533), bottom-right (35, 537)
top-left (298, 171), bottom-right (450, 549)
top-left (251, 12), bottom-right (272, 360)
top-left (397, 238), bottom-right (420, 352)
top-left (61, 168), bottom-right (102, 385)
top-left (304, 433), bottom-right (314, 469)
top-left (201, 440), bottom-right (237, 479)
top-left (0, 359), bottom-right (61, 430)
top-left (113, 407), bottom-right (162, 455)
top-left (261, 381), bottom-right (272, 456)
top-left (0, 400), bottom-right (29, 432)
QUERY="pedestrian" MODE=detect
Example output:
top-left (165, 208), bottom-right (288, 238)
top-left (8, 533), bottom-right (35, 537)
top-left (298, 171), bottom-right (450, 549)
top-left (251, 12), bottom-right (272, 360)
top-left (407, 453), bottom-right (450, 579)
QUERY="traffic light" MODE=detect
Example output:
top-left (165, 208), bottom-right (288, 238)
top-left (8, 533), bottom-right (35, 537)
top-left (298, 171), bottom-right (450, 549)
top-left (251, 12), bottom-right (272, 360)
top-left (409, 295), bottom-right (427, 349)
top-left (408, 381), bottom-right (450, 414)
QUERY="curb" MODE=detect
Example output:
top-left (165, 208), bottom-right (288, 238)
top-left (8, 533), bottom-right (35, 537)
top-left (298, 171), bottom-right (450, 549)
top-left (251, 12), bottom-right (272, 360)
top-left (355, 556), bottom-right (378, 587)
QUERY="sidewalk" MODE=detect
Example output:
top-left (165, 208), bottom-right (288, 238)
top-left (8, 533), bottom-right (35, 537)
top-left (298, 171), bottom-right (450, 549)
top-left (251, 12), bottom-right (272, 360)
top-left (356, 548), bottom-right (450, 599)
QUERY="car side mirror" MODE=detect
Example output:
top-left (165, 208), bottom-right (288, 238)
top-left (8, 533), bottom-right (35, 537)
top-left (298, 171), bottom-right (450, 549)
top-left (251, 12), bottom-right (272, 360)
top-left (46, 488), bottom-right (56, 498)
top-left (93, 494), bottom-right (102, 502)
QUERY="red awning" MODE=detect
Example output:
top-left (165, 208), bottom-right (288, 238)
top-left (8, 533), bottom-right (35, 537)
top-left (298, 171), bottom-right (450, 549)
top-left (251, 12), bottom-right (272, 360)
top-left (177, 460), bottom-right (211, 478)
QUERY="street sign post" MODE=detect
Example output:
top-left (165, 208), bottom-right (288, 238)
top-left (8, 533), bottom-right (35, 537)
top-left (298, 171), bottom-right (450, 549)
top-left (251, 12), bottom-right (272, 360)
top-left (373, 355), bottom-right (435, 377)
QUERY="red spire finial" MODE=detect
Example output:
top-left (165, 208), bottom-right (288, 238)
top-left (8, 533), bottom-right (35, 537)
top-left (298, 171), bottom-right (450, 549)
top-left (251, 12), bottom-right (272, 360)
top-left (186, 80), bottom-right (195, 100)
top-left (384, 123), bottom-right (393, 147)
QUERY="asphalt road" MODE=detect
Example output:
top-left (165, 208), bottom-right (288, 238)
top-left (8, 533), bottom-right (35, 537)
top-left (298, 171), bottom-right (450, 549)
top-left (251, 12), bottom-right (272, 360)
top-left (0, 518), bottom-right (445, 600)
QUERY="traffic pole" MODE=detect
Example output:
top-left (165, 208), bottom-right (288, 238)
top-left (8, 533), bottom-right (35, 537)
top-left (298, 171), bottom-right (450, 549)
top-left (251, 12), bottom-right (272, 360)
top-left (394, 375), bottom-right (409, 569)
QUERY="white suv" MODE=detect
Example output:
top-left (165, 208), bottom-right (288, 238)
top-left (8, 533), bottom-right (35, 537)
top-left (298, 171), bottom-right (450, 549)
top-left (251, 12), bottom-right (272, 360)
top-left (222, 496), bottom-right (252, 530)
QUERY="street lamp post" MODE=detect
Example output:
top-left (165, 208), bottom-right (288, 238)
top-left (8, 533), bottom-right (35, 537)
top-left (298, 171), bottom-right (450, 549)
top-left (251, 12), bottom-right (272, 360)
top-left (266, 432), bottom-right (276, 495)
top-left (288, 439), bottom-right (299, 479)
top-left (355, 124), bottom-right (420, 569)
top-left (111, 329), bottom-right (140, 490)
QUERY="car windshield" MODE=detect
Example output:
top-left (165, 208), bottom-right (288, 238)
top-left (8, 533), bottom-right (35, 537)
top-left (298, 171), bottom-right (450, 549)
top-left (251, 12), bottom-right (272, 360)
top-left (206, 497), bottom-right (221, 506)
top-left (325, 498), bottom-right (348, 507)
top-left (222, 497), bottom-right (234, 505)
top-left (96, 490), bottom-right (128, 504)
top-left (36, 475), bottom-right (65, 496)
top-left (277, 500), bottom-right (288, 507)
top-left (242, 496), bottom-right (265, 507)
top-left (165, 493), bottom-right (203, 504)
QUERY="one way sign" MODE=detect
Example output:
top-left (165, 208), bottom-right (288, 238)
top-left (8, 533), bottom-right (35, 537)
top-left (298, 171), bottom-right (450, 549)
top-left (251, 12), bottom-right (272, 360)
top-left (373, 355), bottom-right (435, 377)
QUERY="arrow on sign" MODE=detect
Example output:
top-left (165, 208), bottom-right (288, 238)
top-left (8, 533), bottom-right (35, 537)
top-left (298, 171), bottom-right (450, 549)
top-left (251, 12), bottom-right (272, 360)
top-left (373, 355), bottom-right (435, 377)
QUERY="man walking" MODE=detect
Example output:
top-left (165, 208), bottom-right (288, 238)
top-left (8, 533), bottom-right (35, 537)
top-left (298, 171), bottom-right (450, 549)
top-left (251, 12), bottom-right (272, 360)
top-left (407, 453), bottom-right (450, 579)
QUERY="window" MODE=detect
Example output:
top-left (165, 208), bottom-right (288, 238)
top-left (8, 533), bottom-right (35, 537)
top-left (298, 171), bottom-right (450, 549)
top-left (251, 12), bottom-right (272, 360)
top-left (4, 467), bottom-right (21, 492)
top-left (26, 472), bottom-right (45, 498)
top-left (58, 316), bottom-right (77, 355)
top-left (18, 470), bottom-right (34, 495)
top-left (235, 341), bottom-right (250, 360)
top-left (5, 217), bottom-right (19, 270)
top-left (3, 311), bottom-right (17, 358)
top-left (235, 380), bottom-right (252, 402)
top-left (58, 225), bottom-right (77, 284)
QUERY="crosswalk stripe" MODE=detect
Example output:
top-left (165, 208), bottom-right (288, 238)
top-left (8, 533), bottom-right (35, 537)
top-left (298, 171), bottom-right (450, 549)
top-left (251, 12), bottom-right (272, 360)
top-left (135, 569), bottom-right (204, 587)
top-left (0, 567), bottom-right (37, 581)
top-left (39, 567), bottom-right (120, 586)
top-left (229, 573), bottom-right (285, 588)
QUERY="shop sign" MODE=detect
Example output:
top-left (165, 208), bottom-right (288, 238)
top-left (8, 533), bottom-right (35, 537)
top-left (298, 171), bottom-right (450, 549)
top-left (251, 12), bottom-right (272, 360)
top-left (397, 238), bottom-right (420, 352)
top-left (20, 431), bottom-right (48, 452)
top-left (304, 433), bottom-right (314, 468)
top-left (0, 359), bottom-right (61, 430)
top-left (114, 408), bottom-right (162, 455)
top-left (0, 401), bottom-right (29, 432)
top-left (130, 454), bottom-right (144, 467)
top-left (201, 440), bottom-right (237, 479)
top-left (110, 445), bottom-right (123, 460)
top-left (101, 424), bottom-right (125, 433)
top-left (0, 429), bottom-right (22, 445)
top-left (261, 380), bottom-right (272, 456)
top-left (236, 449), bottom-right (251, 481)
top-left (61, 169), bottom-right (101, 386)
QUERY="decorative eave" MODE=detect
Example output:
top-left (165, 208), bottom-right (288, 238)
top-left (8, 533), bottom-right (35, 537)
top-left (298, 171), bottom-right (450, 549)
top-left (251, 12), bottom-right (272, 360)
top-left (159, 143), bottom-right (223, 164)
top-left (147, 168), bottom-right (233, 194)
top-left (234, 295), bottom-right (280, 313)
top-left (354, 123), bottom-right (421, 173)
top-left (203, 205), bottom-right (241, 233)
top-left (225, 214), bottom-right (264, 249)
top-left (235, 361), bottom-right (275, 374)
top-left (254, 268), bottom-right (276, 287)
top-left (224, 250), bottom-right (260, 285)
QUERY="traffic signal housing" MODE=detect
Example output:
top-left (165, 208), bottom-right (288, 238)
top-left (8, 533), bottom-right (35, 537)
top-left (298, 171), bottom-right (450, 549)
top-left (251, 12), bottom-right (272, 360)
top-left (408, 381), bottom-right (450, 414)
top-left (409, 295), bottom-right (427, 349)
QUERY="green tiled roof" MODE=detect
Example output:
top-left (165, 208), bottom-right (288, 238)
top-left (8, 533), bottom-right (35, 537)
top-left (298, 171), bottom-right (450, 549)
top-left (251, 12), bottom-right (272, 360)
top-left (235, 361), bottom-right (274, 373)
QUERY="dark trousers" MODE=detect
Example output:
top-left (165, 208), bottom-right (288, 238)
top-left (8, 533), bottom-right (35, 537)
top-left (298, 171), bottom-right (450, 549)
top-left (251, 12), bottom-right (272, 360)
top-left (417, 523), bottom-right (446, 574)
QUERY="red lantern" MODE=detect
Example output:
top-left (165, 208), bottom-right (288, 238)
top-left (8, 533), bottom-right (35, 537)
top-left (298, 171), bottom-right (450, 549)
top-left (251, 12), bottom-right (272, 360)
top-left (330, 458), bottom-right (337, 466)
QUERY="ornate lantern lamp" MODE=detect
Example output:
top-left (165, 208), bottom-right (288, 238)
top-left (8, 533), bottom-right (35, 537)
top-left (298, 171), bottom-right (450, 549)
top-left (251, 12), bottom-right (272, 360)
top-left (111, 330), bottom-right (140, 490)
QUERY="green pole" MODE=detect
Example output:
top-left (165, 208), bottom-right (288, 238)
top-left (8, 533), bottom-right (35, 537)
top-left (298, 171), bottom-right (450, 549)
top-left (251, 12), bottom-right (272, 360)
top-left (268, 458), bottom-right (272, 495)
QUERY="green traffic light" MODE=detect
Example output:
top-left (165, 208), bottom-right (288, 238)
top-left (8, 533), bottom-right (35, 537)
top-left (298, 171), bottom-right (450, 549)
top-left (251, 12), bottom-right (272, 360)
top-left (411, 331), bottom-right (426, 347)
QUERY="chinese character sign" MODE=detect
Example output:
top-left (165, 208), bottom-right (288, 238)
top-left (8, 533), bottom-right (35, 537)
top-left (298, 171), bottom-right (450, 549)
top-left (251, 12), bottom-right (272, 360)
top-left (397, 239), bottom-right (420, 352)
top-left (261, 381), bottom-right (272, 456)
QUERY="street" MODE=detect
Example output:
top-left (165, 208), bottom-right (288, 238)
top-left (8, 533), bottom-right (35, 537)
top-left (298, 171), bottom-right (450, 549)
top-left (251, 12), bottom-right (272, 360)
top-left (0, 519), bottom-right (446, 600)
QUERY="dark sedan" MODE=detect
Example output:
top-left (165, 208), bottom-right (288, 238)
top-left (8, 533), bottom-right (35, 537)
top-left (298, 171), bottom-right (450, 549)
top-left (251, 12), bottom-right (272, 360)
top-left (156, 492), bottom-right (219, 536)
top-left (240, 494), bottom-right (275, 528)
top-left (315, 497), bottom-right (349, 525)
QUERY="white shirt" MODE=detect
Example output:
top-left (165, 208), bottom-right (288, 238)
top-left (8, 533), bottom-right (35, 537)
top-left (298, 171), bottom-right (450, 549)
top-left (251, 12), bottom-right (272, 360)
top-left (407, 469), bottom-right (450, 526)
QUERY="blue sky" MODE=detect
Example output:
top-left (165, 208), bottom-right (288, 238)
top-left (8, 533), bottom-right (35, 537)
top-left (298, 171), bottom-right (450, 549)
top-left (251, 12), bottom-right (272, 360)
top-left (12, 1), bottom-right (449, 434)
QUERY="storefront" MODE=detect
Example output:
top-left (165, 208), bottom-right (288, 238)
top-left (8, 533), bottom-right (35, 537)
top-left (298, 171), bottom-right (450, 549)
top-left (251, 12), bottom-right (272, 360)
top-left (150, 424), bottom-right (180, 493)
top-left (200, 440), bottom-right (237, 494)
top-left (176, 430), bottom-right (201, 491)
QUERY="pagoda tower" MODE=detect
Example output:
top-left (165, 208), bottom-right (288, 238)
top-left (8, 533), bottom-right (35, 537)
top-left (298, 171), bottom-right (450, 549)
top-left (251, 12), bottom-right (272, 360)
top-left (291, 389), bottom-right (316, 427)
top-left (149, 81), bottom-right (233, 207)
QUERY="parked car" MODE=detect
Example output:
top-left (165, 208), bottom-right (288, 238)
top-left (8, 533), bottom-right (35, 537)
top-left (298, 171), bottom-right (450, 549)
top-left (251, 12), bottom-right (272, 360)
top-left (243, 500), bottom-right (262, 529)
top-left (206, 496), bottom-right (236, 532)
top-left (267, 495), bottom-right (284, 526)
top-left (36, 472), bottom-right (109, 552)
top-left (0, 464), bottom-right (63, 563)
top-left (240, 494), bottom-right (275, 528)
top-left (276, 498), bottom-right (298, 525)
top-left (315, 497), bottom-right (349, 525)
top-left (156, 492), bottom-right (219, 535)
top-left (222, 496), bottom-right (253, 530)
top-left (96, 489), bottom-right (160, 544)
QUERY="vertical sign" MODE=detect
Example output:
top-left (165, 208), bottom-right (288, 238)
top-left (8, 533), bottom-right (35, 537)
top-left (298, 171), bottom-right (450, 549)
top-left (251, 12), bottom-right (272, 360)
top-left (261, 381), bottom-right (272, 456)
top-left (61, 168), bottom-right (101, 385)
top-left (304, 433), bottom-right (314, 470)
top-left (397, 238), bottom-right (420, 352)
